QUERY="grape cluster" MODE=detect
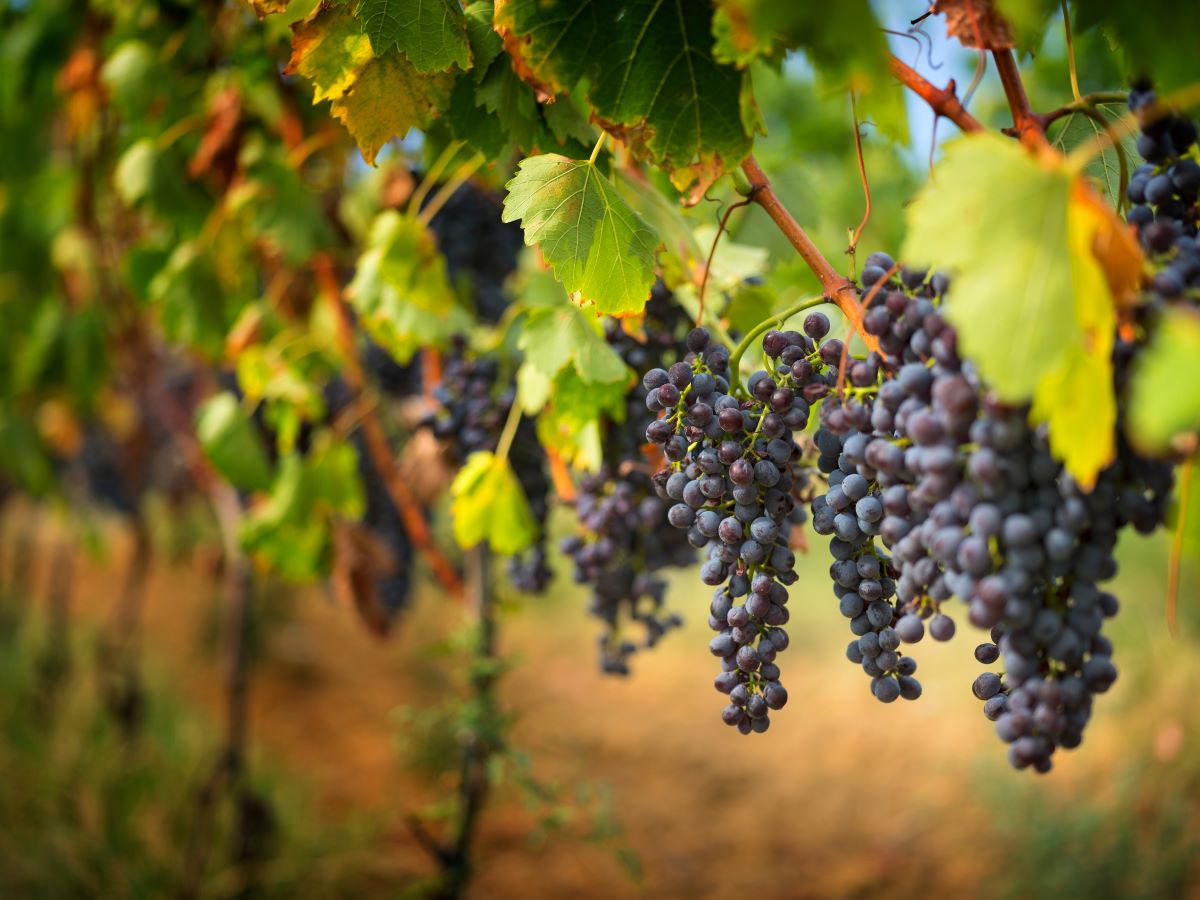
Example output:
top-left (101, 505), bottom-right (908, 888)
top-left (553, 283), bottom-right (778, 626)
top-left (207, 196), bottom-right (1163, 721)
top-left (1125, 85), bottom-right (1199, 301)
top-left (363, 340), bottom-right (421, 398)
top-left (424, 181), bottom-right (524, 326)
top-left (646, 326), bottom-right (829, 733)
top-left (809, 253), bottom-right (948, 704)
top-left (354, 429), bottom-right (415, 624)
top-left (807, 249), bottom-right (1173, 771)
top-left (560, 288), bottom-right (696, 673)
top-left (319, 375), bottom-right (416, 628)
top-left (422, 338), bottom-right (553, 593)
top-left (561, 469), bottom-right (693, 673)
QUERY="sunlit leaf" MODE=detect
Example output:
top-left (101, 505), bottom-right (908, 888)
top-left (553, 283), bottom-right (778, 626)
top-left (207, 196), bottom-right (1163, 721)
top-left (450, 451), bottom-right (537, 554)
top-left (329, 51), bottom-right (453, 164)
top-left (516, 271), bottom-right (631, 387)
top-left (503, 154), bottom-right (660, 316)
top-left (535, 367), bottom-right (627, 472)
top-left (903, 134), bottom-right (1144, 485)
top-left (285, 4), bottom-right (374, 104)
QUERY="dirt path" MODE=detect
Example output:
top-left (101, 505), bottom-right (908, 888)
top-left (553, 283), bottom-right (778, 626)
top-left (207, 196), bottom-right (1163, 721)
top-left (37, 521), bottom-right (1197, 899)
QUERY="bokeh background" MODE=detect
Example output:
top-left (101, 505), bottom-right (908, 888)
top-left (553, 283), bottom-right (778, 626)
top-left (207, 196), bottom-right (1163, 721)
top-left (0, 1), bottom-right (1198, 898)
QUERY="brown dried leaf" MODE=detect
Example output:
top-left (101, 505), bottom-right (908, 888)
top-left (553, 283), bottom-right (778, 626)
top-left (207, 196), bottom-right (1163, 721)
top-left (934, 0), bottom-right (1014, 50)
top-left (244, 0), bottom-right (290, 18)
top-left (332, 522), bottom-right (401, 637)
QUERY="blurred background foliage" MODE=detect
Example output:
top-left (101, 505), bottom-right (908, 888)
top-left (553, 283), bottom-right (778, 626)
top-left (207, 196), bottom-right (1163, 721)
top-left (0, 0), bottom-right (1197, 897)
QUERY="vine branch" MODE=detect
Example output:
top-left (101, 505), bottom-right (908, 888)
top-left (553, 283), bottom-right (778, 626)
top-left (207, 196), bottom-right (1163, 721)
top-left (888, 54), bottom-right (984, 134)
top-left (992, 48), bottom-right (1047, 146)
top-left (739, 157), bottom-right (880, 356)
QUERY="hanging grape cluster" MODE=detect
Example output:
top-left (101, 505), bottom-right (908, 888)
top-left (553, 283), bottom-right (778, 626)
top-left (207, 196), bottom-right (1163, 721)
top-left (645, 322), bottom-right (838, 733)
top-left (560, 287), bottom-right (696, 674)
top-left (804, 243), bottom-right (1174, 771)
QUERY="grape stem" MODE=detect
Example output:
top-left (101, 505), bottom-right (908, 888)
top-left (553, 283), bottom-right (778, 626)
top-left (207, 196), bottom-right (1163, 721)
top-left (887, 55), bottom-right (984, 134)
top-left (417, 151), bottom-right (486, 227)
top-left (727, 294), bottom-right (825, 396)
top-left (493, 386), bottom-right (525, 463)
top-left (739, 157), bottom-right (881, 355)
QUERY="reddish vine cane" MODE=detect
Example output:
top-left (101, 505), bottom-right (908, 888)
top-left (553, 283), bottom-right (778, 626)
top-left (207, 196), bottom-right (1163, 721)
top-left (739, 156), bottom-right (882, 355)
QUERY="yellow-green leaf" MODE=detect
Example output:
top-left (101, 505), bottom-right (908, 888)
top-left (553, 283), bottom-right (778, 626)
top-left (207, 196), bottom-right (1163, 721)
top-left (902, 134), bottom-right (1077, 401)
top-left (449, 451), bottom-right (538, 554)
top-left (1032, 345), bottom-right (1114, 489)
top-left (330, 51), bottom-right (452, 164)
top-left (285, 4), bottom-right (375, 104)
top-left (535, 367), bottom-right (627, 472)
top-left (902, 134), bottom-right (1143, 486)
top-left (502, 154), bottom-right (660, 316)
top-left (1030, 182), bottom-right (1123, 487)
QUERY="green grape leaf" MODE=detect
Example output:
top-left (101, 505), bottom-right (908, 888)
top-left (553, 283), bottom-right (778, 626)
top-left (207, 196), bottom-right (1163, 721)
top-left (450, 451), bottom-right (538, 554)
top-left (348, 211), bottom-right (469, 363)
top-left (354, 0), bottom-right (471, 72)
top-left (517, 281), bottom-right (631, 386)
top-left (1128, 308), bottom-right (1200, 453)
top-left (463, 1), bottom-right (503, 81)
top-left (542, 94), bottom-right (594, 150)
top-left (195, 392), bottom-right (274, 492)
top-left (502, 154), bottom-right (660, 316)
top-left (495, 0), bottom-right (755, 199)
top-left (444, 1), bottom-right (563, 156)
top-left (241, 436), bottom-right (365, 581)
top-left (1049, 102), bottom-right (1135, 209)
top-left (475, 57), bottom-right (540, 150)
top-left (710, 0), bottom-right (908, 142)
top-left (612, 169), bottom-right (702, 287)
top-left (306, 434), bottom-right (366, 519)
top-left (148, 243), bottom-right (244, 359)
top-left (444, 75), bottom-right (509, 159)
top-left (535, 367), bottom-right (627, 472)
top-left (1075, 3), bottom-right (1200, 94)
top-left (330, 51), bottom-right (453, 164)
top-left (285, 4), bottom-right (375, 104)
top-left (242, 454), bottom-right (329, 581)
